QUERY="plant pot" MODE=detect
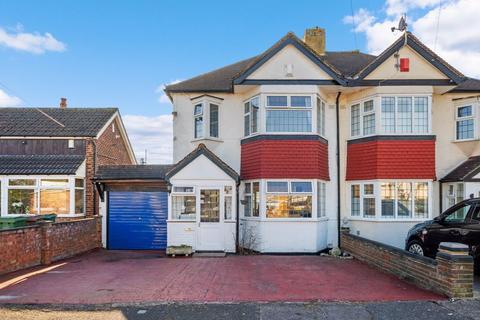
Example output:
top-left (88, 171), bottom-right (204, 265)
top-left (0, 216), bottom-right (27, 229)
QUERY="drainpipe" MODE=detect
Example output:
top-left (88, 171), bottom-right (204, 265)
top-left (235, 180), bottom-right (241, 252)
top-left (336, 92), bottom-right (342, 247)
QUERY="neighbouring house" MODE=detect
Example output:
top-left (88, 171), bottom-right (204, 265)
top-left (0, 100), bottom-right (136, 220)
top-left (96, 27), bottom-right (480, 253)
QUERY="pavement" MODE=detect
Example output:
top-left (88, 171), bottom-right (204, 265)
top-left (1, 300), bottom-right (480, 320)
top-left (0, 250), bottom-right (441, 304)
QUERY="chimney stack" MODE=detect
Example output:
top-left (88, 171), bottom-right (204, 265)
top-left (60, 97), bottom-right (67, 109)
top-left (304, 27), bottom-right (326, 55)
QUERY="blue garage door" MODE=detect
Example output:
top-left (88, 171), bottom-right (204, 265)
top-left (108, 191), bottom-right (168, 250)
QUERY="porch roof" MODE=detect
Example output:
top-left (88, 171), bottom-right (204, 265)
top-left (0, 154), bottom-right (84, 175)
top-left (440, 156), bottom-right (480, 183)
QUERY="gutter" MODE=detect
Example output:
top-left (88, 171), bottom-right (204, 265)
top-left (336, 92), bottom-right (342, 247)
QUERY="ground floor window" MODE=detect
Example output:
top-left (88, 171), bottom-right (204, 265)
top-left (349, 181), bottom-right (431, 220)
top-left (444, 182), bottom-right (464, 210)
top-left (266, 181), bottom-right (312, 218)
top-left (244, 182), bottom-right (259, 217)
top-left (4, 176), bottom-right (85, 216)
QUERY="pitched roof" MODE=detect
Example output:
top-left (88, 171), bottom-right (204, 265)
top-left (448, 78), bottom-right (480, 93)
top-left (0, 155), bottom-right (84, 175)
top-left (94, 165), bottom-right (174, 181)
top-left (0, 108), bottom-right (117, 137)
top-left (165, 143), bottom-right (239, 182)
top-left (322, 51), bottom-right (376, 78)
top-left (440, 156), bottom-right (480, 182)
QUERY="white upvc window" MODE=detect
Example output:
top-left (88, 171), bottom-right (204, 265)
top-left (244, 96), bottom-right (259, 137)
top-left (349, 181), bottom-right (431, 220)
top-left (193, 99), bottom-right (221, 140)
top-left (350, 95), bottom-right (431, 138)
top-left (224, 186), bottom-right (233, 220)
top-left (265, 95), bottom-right (313, 133)
top-left (444, 182), bottom-right (464, 210)
top-left (243, 181), bottom-right (259, 217)
top-left (455, 105), bottom-right (475, 141)
top-left (171, 186), bottom-right (196, 220)
top-left (316, 96), bottom-right (326, 136)
top-left (265, 180), bottom-right (313, 218)
top-left (3, 176), bottom-right (85, 217)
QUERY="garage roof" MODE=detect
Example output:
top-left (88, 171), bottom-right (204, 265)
top-left (95, 164), bottom-right (174, 181)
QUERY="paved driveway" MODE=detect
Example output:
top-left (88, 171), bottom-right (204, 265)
top-left (0, 250), bottom-right (441, 304)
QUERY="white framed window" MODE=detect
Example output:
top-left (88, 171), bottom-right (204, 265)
top-left (316, 96), bottom-right (326, 136)
top-left (171, 186), bottom-right (196, 220)
top-left (317, 181), bottom-right (326, 217)
top-left (266, 95), bottom-right (312, 133)
top-left (243, 181), bottom-right (259, 217)
top-left (244, 96), bottom-right (259, 137)
top-left (193, 100), bottom-right (221, 140)
top-left (266, 180), bottom-right (312, 218)
top-left (455, 105), bottom-right (475, 141)
top-left (5, 176), bottom-right (85, 216)
top-left (224, 186), bottom-right (233, 220)
top-left (444, 182), bottom-right (464, 210)
top-left (349, 181), bottom-right (431, 220)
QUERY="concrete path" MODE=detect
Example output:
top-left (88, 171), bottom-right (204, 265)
top-left (1, 300), bottom-right (480, 320)
top-left (0, 250), bottom-right (440, 304)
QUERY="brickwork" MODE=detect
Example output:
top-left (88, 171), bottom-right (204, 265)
top-left (346, 138), bottom-right (436, 180)
top-left (341, 230), bottom-right (473, 298)
top-left (0, 217), bottom-right (101, 275)
top-left (241, 138), bottom-right (329, 180)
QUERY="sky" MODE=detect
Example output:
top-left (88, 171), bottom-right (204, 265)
top-left (0, 0), bottom-right (479, 163)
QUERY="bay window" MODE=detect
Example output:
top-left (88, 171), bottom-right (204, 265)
top-left (243, 182), bottom-right (259, 217)
top-left (193, 100), bottom-right (221, 140)
top-left (317, 181), bottom-right (326, 217)
top-left (455, 105), bottom-right (475, 141)
top-left (351, 95), bottom-right (430, 138)
top-left (266, 95), bottom-right (312, 133)
top-left (171, 186), bottom-right (196, 220)
top-left (317, 97), bottom-right (326, 136)
top-left (5, 177), bottom-right (85, 216)
top-left (350, 181), bottom-right (431, 220)
top-left (266, 181), bottom-right (312, 218)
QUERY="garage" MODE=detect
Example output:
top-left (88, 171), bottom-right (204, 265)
top-left (108, 191), bottom-right (168, 250)
top-left (93, 164), bottom-right (173, 250)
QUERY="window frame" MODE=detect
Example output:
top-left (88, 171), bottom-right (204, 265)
top-left (171, 186), bottom-right (197, 221)
top-left (316, 95), bottom-right (326, 137)
top-left (191, 97), bottom-right (223, 141)
top-left (244, 96), bottom-right (260, 137)
top-left (2, 175), bottom-right (86, 217)
top-left (348, 180), bottom-right (432, 221)
top-left (265, 94), bottom-right (313, 134)
top-left (455, 104), bottom-right (476, 142)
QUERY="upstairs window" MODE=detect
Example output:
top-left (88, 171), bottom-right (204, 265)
top-left (317, 97), bottom-right (326, 136)
top-left (193, 101), bottom-right (221, 140)
top-left (244, 96), bottom-right (259, 137)
top-left (456, 105), bottom-right (475, 141)
top-left (266, 95), bottom-right (312, 133)
top-left (350, 100), bottom-right (375, 137)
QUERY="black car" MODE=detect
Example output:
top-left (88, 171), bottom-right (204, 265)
top-left (405, 198), bottom-right (480, 270)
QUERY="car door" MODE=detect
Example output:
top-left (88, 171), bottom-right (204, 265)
top-left (461, 204), bottom-right (480, 258)
top-left (424, 202), bottom-right (474, 254)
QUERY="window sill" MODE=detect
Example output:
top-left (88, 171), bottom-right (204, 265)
top-left (241, 217), bottom-right (329, 222)
top-left (191, 137), bottom-right (223, 143)
top-left (348, 133), bottom-right (434, 141)
top-left (167, 219), bottom-right (196, 223)
top-left (2, 213), bottom-right (85, 218)
top-left (348, 217), bottom-right (429, 223)
top-left (453, 138), bottom-right (479, 143)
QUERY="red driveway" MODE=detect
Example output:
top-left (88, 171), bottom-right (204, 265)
top-left (0, 250), bottom-right (441, 304)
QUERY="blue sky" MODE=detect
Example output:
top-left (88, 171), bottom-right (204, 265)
top-left (0, 0), bottom-right (478, 162)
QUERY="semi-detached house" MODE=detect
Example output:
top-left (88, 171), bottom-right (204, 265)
top-left (98, 27), bottom-right (480, 253)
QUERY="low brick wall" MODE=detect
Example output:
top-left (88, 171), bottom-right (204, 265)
top-left (341, 230), bottom-right (473, 298)
top-left (0, 216), bottom-right (101, 275)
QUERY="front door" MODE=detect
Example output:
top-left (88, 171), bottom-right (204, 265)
top-left (197, 189), bottom-right (224, 251)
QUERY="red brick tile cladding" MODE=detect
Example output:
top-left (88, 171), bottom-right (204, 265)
top-left (0, 217), bottom-right (101, 275)
top-left (341, 230), bottom-right (473, 298)
top-left (241, 135), bottom-right (329, 180)
top-left (346, 136), bottom-right (436, 180)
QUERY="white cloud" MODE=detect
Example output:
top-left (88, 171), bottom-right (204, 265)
top-left (0, 25), bottom-right (66, 54)
top-left (123, 114), bottom-right (173, 164)
top-left (156, 80), bottom-right (182, 104)
top-left (0, 89), bottom-right (22, 107)
top-left (344, 0), bottom-right (480, 77)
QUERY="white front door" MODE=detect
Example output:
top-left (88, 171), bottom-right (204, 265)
top-left (197, 188), bottom-right (224, 251)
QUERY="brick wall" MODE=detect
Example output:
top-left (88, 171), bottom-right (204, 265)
top-left (341, 230), bottom-right (473, 298)
top-left (241, 136), bottom-right (329, 180)
top-left (346, 137), bottom-right (436, 180)
top-left (0, 217), bottom-right (101, 275)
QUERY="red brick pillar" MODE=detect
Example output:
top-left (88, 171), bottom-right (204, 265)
top-left (85, 138), bottom-right (96, 216)
top-left (40, 221), bottom-right (53, 265)
top-left (436, 242), bottom-right (474, 298)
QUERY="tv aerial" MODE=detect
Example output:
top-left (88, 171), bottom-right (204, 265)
top-left (391, 14), bottom-right (408, 32)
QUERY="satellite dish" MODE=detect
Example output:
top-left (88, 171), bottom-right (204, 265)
top-left (391, 14), bottom-right (408, 32)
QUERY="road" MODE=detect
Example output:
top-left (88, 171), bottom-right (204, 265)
top-left (1, 300), bottom-right (480, 320)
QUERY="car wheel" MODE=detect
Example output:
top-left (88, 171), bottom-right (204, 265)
top-left (407, 240), bottom-right (425, 256)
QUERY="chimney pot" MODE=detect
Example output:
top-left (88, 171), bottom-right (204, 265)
top-left (60, 97), bottom-right (67, 109)
top-left (304, 27), bottom-right (326, 55)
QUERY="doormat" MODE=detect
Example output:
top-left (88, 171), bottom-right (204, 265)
top-left (193, 252), bottom-right (226, 258)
